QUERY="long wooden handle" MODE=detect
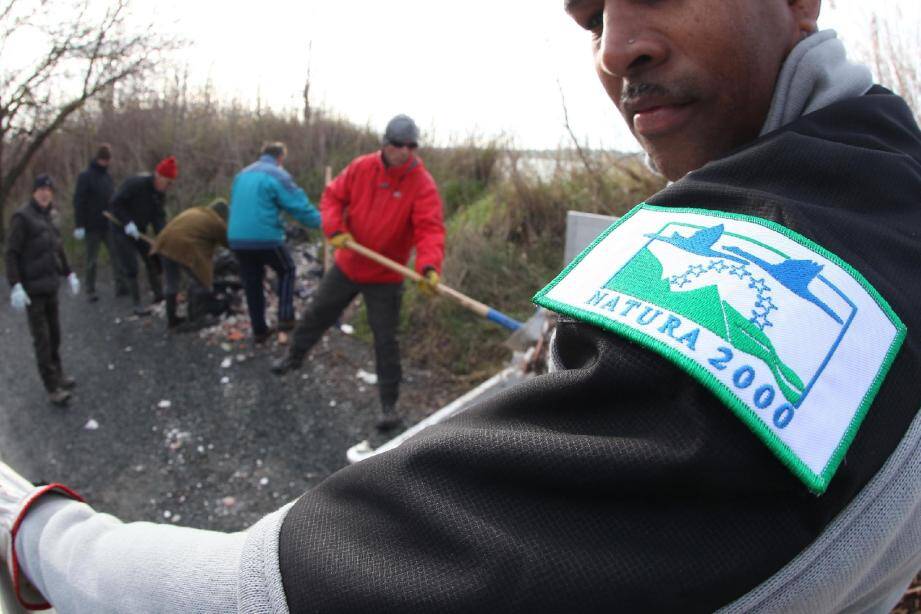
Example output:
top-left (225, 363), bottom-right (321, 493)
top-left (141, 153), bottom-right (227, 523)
top-left (342, 239), bottom-right (522, 331)
top-left (102, 211), bottom-right (155, 246)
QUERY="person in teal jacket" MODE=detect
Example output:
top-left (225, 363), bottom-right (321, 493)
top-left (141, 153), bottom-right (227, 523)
top-left (228, 142), bottom-right (320, 343)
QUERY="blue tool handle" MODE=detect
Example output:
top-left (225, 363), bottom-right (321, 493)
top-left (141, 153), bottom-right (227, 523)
top-left (487, 309), bottom-right (522, 331)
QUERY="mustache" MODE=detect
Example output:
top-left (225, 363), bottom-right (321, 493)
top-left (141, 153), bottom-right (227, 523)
top-left (620, 81), bottom-right (698, 107)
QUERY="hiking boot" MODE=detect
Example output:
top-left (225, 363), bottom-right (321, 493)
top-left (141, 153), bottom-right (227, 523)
top-left (278, 319), bottom-right (296, 332)
top-left (48, 389), bottom-right (71, 406)
top-left (59, 376), bottom-right (76, 390)
top-left (271, 354), bottom-right (303, 375)
top-left (253, 327), bottom-right (276, 345)
top-left (375, 405), bottom-right (403, 432)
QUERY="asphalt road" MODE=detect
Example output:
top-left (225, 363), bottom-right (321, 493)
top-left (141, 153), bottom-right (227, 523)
top-left (0, 281), bottom-right (463, 532)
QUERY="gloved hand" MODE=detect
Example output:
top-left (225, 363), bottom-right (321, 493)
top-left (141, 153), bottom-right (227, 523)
top-left (124, 221), bottom-right (140, 240)
top-left (73, 228), bottom-right (85, 240)
top-left (0, 458), bottom-right (83, 610)
top-left (10, 284), bottom-right (30, 312)
top-left (328, 232), bottom-right (354, 249)
top-left (67, 273), bottom-right (80, 296)
top-left (417, 269), bottom-right (440, 298)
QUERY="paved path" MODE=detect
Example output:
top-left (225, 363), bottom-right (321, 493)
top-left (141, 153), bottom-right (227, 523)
top-left (0, 282), bottom-right (460, 531)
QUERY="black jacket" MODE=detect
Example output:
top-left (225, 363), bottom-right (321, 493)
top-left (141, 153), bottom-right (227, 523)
top-left (73, 160), bottom-right (114, 233)
top-left (110, 174), bottom-right (167, 235)
top-left (4, 200), bottom-right (71, 296)
top-left (277, 88), bottom-right (921, 612)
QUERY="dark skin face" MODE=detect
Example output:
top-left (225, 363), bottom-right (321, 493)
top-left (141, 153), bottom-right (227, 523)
top-left (565, 0), bottom-right (820, 180)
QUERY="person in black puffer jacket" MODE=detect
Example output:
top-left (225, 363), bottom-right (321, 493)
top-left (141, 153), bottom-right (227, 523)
top-left (4, 175), bottom-right (81, 406)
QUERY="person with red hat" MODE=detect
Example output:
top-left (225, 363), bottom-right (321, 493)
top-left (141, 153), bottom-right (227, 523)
top-left (110, 156), bottom-right (177, 316)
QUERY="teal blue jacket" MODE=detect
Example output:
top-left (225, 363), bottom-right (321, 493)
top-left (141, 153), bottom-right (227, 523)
top-left (227, 155), bottom-right (320, 249)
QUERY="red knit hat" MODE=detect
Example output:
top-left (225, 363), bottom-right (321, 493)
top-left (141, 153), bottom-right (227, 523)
top-left (155, 156), bottom-right (178, 179)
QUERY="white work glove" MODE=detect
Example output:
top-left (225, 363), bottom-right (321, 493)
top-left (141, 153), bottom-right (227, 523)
top-left (124, 221), bottom-right (140, 240)
top-left (73, 228), bottom-right (85, 240)
top-left (9, 284), bottom-right (30, 312)
top-left (67, 273), bottom-right (80, 296)
top-left (0, 458), bottom-right (83, 610)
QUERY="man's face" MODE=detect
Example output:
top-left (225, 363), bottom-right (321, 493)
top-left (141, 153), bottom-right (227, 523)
top-left (382, 143), bottom-right (415, 167)
top-left (566, 0), bottom-right (817, 180)
top-left (97, 158), bottom-right (110, 168)
top-left (153, 173), bottom-right (174, 193)
top-left (33, 187), bottom-right (53, 207)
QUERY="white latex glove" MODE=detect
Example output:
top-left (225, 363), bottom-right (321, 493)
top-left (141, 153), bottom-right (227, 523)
top-left (124, 221), bottom-right (140, 240)
top-left (73, 228), bottom-right (85, 240)
top-left (0, 459), bottom-right (82, 610)
top-left (67, 273), bottom-right (80, 296)
top-left (9, 284), bottom-right (30, 312)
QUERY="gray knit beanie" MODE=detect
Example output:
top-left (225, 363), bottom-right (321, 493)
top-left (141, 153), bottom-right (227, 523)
top-left (382, 114), bottom-right (420, 146)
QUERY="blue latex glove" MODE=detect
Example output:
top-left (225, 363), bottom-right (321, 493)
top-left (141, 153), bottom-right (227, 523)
top-left (124, 222), bottom-right (140, 240)
top-left (10, 284), bottom-right (30, 312)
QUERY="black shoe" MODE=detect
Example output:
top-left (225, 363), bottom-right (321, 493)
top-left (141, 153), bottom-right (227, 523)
top-left (48, 389), bottom-right (71, 406)
top-left (167, 316), bottom-right (187, 330)
top-left (271, 354), bottom-right (303, 375)
top-left (59, 376), bottom-right (76, 390)
top-left (278, 319), bottom-right (296, 332)
top-left (87, 293), bottom-right (99, 303)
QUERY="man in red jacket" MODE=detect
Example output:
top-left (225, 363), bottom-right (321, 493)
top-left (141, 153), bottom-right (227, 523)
top-left (272, 115), bottom-right (445, 431)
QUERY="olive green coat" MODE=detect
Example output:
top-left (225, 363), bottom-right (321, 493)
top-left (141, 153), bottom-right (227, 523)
top-left (151, 207), bottom-right (228, 289)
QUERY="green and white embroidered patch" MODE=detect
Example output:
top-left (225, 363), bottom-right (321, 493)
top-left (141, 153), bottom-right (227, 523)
top-left (534, 204), bottom-right (906, 494)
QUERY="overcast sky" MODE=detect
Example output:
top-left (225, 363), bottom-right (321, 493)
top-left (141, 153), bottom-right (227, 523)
top-left (150, 1), bottom-right (918, 151)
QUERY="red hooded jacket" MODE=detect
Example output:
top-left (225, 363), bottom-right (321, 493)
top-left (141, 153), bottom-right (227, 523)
top-left (322, 152), bottom-right (445, 284)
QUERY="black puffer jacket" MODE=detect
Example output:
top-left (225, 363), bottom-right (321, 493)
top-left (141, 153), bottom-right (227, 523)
top-left (4, 200), bottom-right (71, 295)
top-left (73, 160), bottom-right (114, 233)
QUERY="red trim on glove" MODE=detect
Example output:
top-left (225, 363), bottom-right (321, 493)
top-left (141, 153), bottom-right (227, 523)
top-left (9, 483), bottom-right (84, 611)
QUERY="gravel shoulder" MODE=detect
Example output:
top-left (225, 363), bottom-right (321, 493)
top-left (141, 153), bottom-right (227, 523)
top-left (0, 278), bottom-right (469, 531)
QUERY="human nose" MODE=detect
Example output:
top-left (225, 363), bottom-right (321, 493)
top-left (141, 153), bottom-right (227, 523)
top-left (596, 11), bottom-right (668, 79)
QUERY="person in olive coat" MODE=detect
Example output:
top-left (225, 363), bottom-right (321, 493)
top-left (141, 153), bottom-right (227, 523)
top-left (150, 199), bottom-right (229, 330)
top-left (4, 175), bottom-right (81, 406)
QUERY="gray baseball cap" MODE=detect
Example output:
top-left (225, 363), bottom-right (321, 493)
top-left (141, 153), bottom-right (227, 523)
top-left (383, 114), bottom-right (420, 146)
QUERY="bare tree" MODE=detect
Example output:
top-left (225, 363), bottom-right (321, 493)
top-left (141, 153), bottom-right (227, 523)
top-left (0, 0), bottom-right (178, 242)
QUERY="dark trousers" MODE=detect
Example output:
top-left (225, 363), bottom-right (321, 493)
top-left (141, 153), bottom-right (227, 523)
top-left (292, 265), bottom-right (403, 406)
top-left (163, 257), bottom-right (205, 296)
top-left (114, 230), bottom-right (163, 304)
top-left (26, 293), bottom-right (63, 392)
top-left (84, 228), bottom-right (126, 295)
top-left (234, 246), bottom-right (296, 336)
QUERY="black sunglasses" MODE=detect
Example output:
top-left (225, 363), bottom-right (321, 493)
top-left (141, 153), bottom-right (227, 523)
top-left (389, 140), bottom-right (418, 150)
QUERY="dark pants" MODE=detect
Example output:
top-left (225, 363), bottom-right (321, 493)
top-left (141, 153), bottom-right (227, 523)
top-left (26, 293), bottom-right (63, 392)
top-left (114, 230), bottom-right (163, 305)
top-left (84, 228), bottom-right (126, 295)
top-left (234, 246), bottom-right (296, 336)
top-left (162, 257), bottom-right (205, 296)
top-left (292, 265), bottom-right (403, 407)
